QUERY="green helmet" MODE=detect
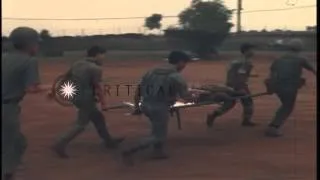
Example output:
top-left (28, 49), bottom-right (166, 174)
top-left (9, 27), bottom-right (40, 45)
top-left (287, 38), bottom-right (303, 51)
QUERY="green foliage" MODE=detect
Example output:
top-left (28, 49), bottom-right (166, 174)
top-left (165, 0), bottom-right (233, 58)
top-left (144, 14), bottom-right (163, 30)
top-left (179, 0), bottom-right (233, 33)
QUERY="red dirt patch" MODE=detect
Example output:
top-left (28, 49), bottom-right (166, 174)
top-left (18, 57), bottom-right (316, 180)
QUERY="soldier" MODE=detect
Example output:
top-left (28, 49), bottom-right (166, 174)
top-left (52, 46), bottom-right (124, 158)
top-left (122, 51), bottom-right (200, 166)
top-left (2, 27), bottom-right (51, 180)
top-left (206, 43), bottom-right (258, 128)
top-left (265, 39), bottom-right (316, 137)
top-left (194, 84), bottom-right (245, 103)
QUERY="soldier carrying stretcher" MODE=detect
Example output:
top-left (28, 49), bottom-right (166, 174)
top-left (206, 43), bottom-right (258, 127)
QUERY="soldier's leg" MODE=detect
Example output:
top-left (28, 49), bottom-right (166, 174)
top-left (125, 108), bottom-right (169, 153)
top-left (122, 106), bottom-right (169, 165)
top-left (239, 87), bottom-right (255, 126)
top-left (266, 88), bottom-right (298, 136)
top-left (206, 99), bottom-right (236, 128)
top-left (53, 108), bottom-right (90, 158)
top-left (89, 108), bottom-right (124, 148)
top-left (150, 109), bottom-right (170, 159)
top-left (240, 97), bottom-right (255, 126)
top-left (2, 104), bottom-right (26, 177)
top-left (269, 89), bottom-right (298, 127)
top-left (89, 108), bottom-right (112, 141)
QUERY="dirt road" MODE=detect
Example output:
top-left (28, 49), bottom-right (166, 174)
top-left (19, 57), bottom-right (316, 180)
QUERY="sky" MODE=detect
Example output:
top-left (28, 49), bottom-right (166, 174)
top-left (2, 0), bottom-right (317, 36)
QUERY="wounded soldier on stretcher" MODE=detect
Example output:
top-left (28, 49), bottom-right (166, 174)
top-left (132, 84), bottom-right (247, 115)
top-left (191, 84), bottom-right (248, 103)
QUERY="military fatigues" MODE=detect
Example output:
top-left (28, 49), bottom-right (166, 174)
top-left (54, 59), bottom-right (115, 153)
top-left (268, 52), bottom-right (314, 129)
top-left (209, 58), bottom-right (254, 125)
top-left (196, 84), bottom-right (244, 103)
top-left (2, 52), bottom-right (40, 176)
top-left (124, 64), bottom-right (189, 156)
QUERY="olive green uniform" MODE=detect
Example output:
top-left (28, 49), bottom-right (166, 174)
top-left (124, 64), bottom-right (189, 154)
top-left (2, 52), bottom-right (40, 176)
top-left (268, 52), bottom-right (314, 128)
top-left (196, 84), bottom-right (244, 103)
top-left (54, 59), bottom-right (114, 151)
top-left (211, 59), bottom-right (254, 123)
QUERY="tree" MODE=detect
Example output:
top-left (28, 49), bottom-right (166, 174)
top-left (40, 29), bottom-right (51, 40)
top-left (178, 0), bottom-right (233, 33)
top-left (165, 0), bottom-right (233, 58)
top-left (144, 14), bottom-right (163, 31)
top-left (273, 29), bottom-right (283, 32)
top-left (191, 0), bottom-right (201, 5)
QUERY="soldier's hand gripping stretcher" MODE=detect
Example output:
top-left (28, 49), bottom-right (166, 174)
top-left (184, 83), bottom-right (274, 107)
top-left (130, 83), bottom-right (270, 115)
top-left (130, 85), bottom-right (209, 116)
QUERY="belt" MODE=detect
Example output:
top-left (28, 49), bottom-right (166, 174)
top-left (2, 98), bottom-right (21, 104)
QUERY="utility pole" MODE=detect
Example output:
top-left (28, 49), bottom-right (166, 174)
top-left (237, 0), bottom-right (242, 33)
top-left (81, 29), bottom-right (85, 36)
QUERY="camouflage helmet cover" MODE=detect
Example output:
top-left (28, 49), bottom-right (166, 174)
top-left (287, 38), bottom-right (303, 51)
top-left (9, 27), bottom-right (40, 45)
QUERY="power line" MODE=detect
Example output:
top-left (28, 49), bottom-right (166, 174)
top-left (242, 5), bottom-right (315, 13)
top-left (2, 5), bottom-right (316, 21)
top-left (2, 15), bottom-right (177, 21)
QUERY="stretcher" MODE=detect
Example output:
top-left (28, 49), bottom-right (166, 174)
top-left (105, 91), bottom-right (270, 130)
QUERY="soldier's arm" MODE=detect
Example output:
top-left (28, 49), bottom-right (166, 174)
top-left (133, 84), bottom-right (141, 108)
top-left (268, 60), bottom-right (278, 79)
top-left (249, 65), bottom-right (259, 77)
top-left (92, 67), bottom-right (107, 109)
top-left (171, 74), bottom-right (196, 102)
top-left (132, 72), bottom-right (151, 114)
top-left (130, 84), bottom-right (142, 115)
top-left (25, 58), bottom-right (51, 93)
top-left (227, 61), bottom-right (241, 85)
top-left (133, 71), bottom-right (149, 107)
top-left (227, 61), bottom-right (237, 74)
top-left (301, 58), bottom-right (316, 75)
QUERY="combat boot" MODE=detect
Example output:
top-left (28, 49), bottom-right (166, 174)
top-left (206, 113), bottom-right (218, 128)
top-left (265, 126), bottom-right (283, 137)
top-left (241, 120), bottom-right (256, 127)
top-left (151, 142), bottom-right (169, 160)
top-left (53, 126), bottom-right (85, 158)
top-left (121, 151), bottom-right (135, 166)
top-left (104, 137), bottom-right (125, 149)
top-left (151, 149), bottom-right (169, 160)
top-left (121, 142), bottom-right (152, 166)
top-left (52, 143), bottom-right (69, 159)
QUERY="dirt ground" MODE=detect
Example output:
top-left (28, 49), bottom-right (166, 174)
top-left (18, 56), bottom-right (316, 180)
